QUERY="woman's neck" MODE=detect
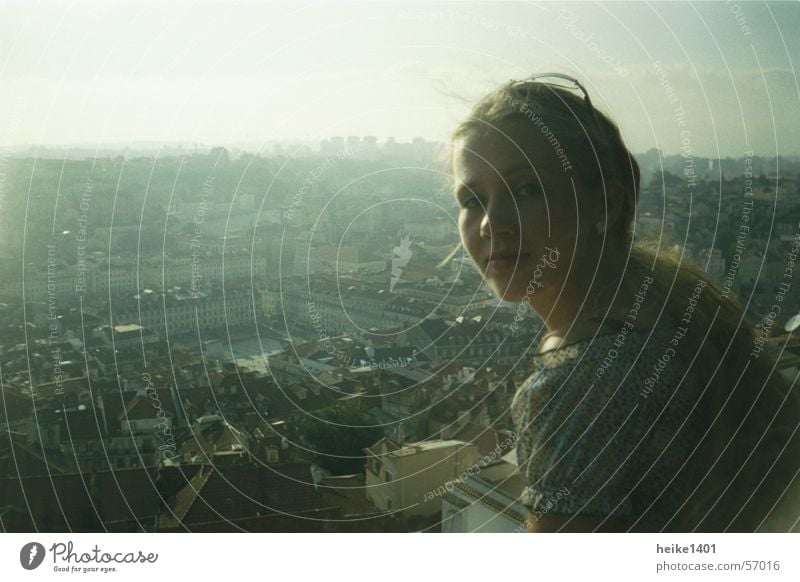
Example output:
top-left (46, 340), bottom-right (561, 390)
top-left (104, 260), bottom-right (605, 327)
top-left (538, 253), bottom-right (648, 350)
top-left (538, 315), bottom-right (620, 353)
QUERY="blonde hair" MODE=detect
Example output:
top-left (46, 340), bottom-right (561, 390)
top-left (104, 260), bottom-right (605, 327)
top-left (448, 78), bottom-right (800, 532)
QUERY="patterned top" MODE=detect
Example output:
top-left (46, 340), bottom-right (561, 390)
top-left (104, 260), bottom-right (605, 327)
top-left (510, 322), bottom-right (703, 532)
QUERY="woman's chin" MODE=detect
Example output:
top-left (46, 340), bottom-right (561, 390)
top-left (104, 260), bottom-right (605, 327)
top-left (503, 293), bottom-right (531, 304)
top-left (489, 281), bottom-right (532, 303)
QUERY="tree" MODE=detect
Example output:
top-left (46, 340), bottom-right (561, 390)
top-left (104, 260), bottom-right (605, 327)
top-left (649, 169), bottom-right (682, 188)
top-left (292, 404), bottom-right (383, 475)
top-left (209, 147), bottom-right (230, 165)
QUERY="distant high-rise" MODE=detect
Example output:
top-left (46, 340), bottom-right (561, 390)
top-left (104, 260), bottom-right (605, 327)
top-left (320, 136), bottom-right (346, 156)
top-left (330, 136), bottom-right (345, 155)
top-left (346, 135), bottom-right (361, 153)
top-left (362, 136), bottom-right (379, 160)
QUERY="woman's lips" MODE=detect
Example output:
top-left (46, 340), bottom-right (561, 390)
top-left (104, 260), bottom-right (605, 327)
top-left (485, 252), bottom-right (531, 273)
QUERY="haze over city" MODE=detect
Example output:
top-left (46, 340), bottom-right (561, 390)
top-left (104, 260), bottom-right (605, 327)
top-left (1, 1), bottom-right (799, 157)
top-left (2, 0), bottom-right (800, 540)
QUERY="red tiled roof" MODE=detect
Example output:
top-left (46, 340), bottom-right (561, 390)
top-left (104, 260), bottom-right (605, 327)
top-left (453, 422), bottom-right (515, 458)
top-left (0, 467), bottom-right (161, 532)
top-left (159, 463), bottom-right (332, 530)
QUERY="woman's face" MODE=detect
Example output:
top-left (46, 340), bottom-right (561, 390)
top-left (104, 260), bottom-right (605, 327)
top-left (452, 119), bottom-right (603, 307)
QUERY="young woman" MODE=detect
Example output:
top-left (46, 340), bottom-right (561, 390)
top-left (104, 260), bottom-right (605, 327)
top-left (449, 73), bottom-right (800, 532)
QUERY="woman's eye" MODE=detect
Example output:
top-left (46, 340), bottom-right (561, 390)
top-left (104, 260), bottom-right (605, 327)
top-left (515, 183), bottom-right (543, 198)
top-left (459, 195), bottom-right (482, 210)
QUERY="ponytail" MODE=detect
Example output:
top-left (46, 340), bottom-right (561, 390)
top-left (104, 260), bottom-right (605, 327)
top-left (622, 243), bottom-right (800, 531)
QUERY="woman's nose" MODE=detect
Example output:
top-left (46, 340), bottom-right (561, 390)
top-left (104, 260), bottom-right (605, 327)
top-left (480, 199), bottom-right (518, 239)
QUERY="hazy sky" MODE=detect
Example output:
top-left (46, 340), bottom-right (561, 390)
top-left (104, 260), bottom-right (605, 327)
top-left (1, 0), bottom-right (799, 156)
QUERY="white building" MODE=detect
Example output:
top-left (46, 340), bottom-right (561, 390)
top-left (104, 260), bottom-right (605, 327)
top-left (364, 437), bottom-right (480, 521)
top-left (441, 448), bottom-right (528, 533)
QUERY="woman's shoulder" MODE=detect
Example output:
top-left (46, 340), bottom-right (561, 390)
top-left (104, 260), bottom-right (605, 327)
top-left (529, 320), bottom-right (662, 369)
top-left (520, 321), bottom-right (691, 405)
top-left (511, 320), bottom-right (700, 470)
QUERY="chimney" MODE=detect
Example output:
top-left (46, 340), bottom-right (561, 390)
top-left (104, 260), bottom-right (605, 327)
top-left (398, 422), bottom-right (405, 446)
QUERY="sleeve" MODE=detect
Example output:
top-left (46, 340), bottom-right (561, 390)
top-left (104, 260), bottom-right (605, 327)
top-left (511, 359), bottom-right (649, 520)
